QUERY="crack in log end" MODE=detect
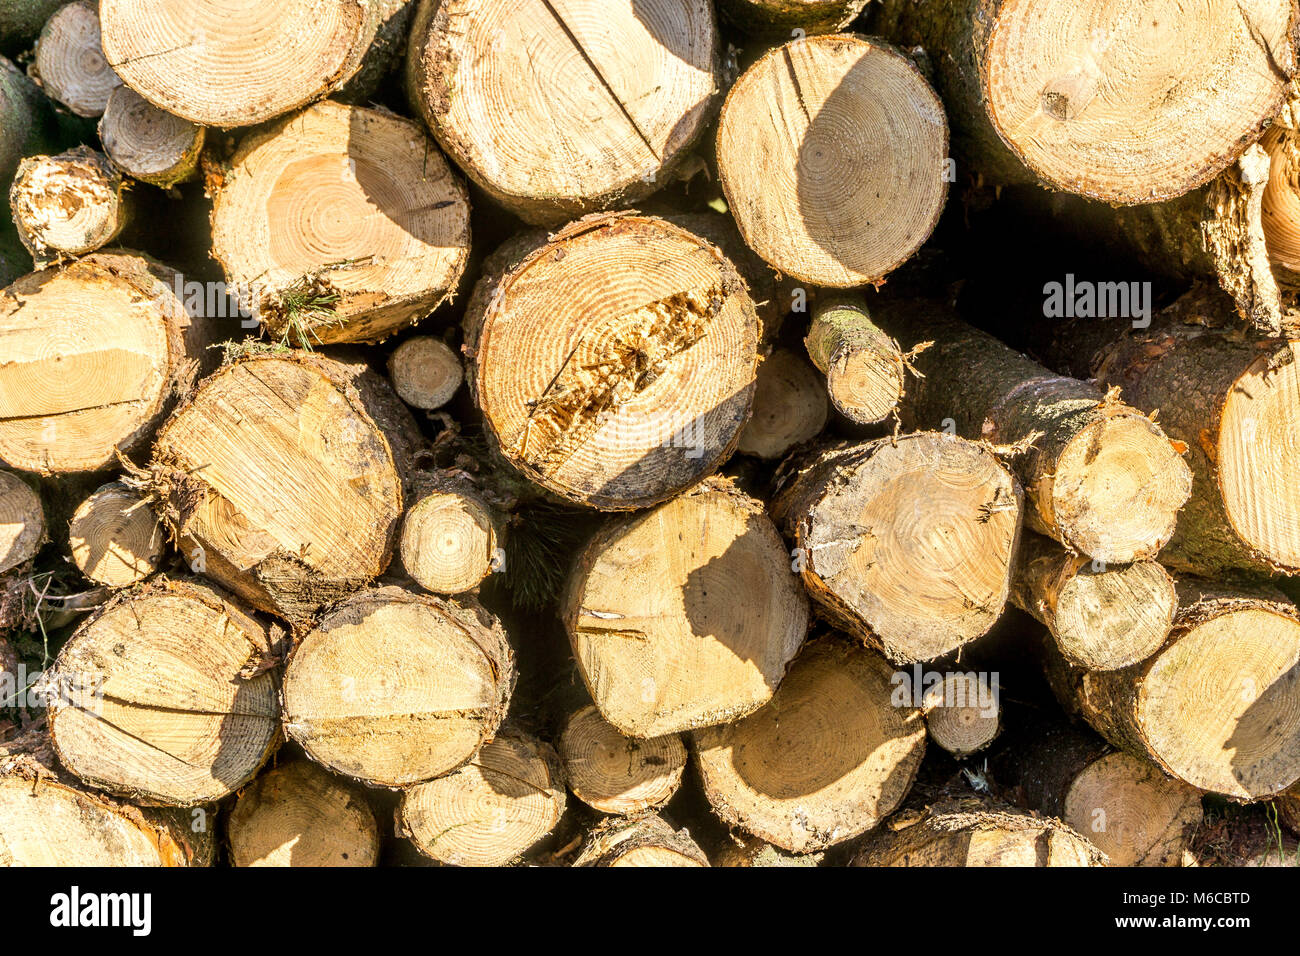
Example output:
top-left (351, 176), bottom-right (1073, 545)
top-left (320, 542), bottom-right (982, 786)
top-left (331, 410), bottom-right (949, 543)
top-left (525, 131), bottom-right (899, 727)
top-left (513, 287), bottom-right (723, 472)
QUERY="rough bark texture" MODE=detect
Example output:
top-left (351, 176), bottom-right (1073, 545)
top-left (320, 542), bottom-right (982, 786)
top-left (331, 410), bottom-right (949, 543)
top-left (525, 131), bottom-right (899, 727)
top-left (852, 797), bottom-right (1106, 866)
top-left (804, 292), bottom-right (906, 425)
top-left (877, 298), bottom-right (1191, 563)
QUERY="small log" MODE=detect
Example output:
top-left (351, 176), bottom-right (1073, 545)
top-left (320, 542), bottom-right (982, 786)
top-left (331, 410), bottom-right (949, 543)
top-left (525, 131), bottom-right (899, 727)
top-left (67, 480), bottom-right (164, 587)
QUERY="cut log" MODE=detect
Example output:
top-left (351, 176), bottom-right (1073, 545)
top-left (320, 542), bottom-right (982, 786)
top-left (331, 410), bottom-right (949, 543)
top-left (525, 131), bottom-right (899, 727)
top-left (100, 0), bottom-right (407, 127)
top-left (1011, 532), bottom-right (1176, 671)
top-left (406, 0), bottom-right (720, 225)
top-left (716, 34), bottom-right (947, 287)
top-left (210, 100), bottom-right (470, 346)
top-left (558, 703), bottom-right (686, 815)
top-left (387, 335), bottom-right (462, 410)
top-left (804, 292), bottom-right (906, 424)
top-left (150, 351), bottom-right (421, 621)
top-left (1035, 287), bottom-right (1300, 576)
top-left (0, 470), bottom-right (43, 575)
top-left (0, 0), bottom-right (69, 56)
top-left (464, 212), bottom-right (761, 511)
top-left (1263, 108), bottom-right (1300, 279)
top-left (0, 250), bottom-right (216, 474)
top-left (98, 85), bottom-right (203, 188)
top-left (9, 147), bottom-right (131, 263)
top-left (852, 797), bottom-right (1105, 866)
top-left (878, 300), bottom-right (1191, 563)
top-left (1045, 580), bottom-right (1300, 800)
top-left (871, 0), bottom-right (1298, 204)
top-left (694, 636), bottom-right (926, 853)
top-left (67, 480), bottom-right (164, 587)
top-left (31, 1), bottom-right (120, 118)
top-left (921, 671), bottom-right (1000, 758)
top-left (770, 433), bottom-right (1021, 663)
top-left (0, 727), bottom-right (213, 865)
top-left (399, 729), bottom-right (566, 866)
top-left (228, 759), bottom-right (380, 867)
top-left (45, 578), bottom-right (280, 806)
top-left (281, 586), bottom-right (515, 788)
top-left (563, 478), bottom-right (808, 737)
top-left (573, 813), bottom-right (709, 867)
top-left (717, 0), bottom-right (870, 37)
top-left (400, 470), bottom-right (504, 595)
top-left (334, 0), bottom-right (414, 104)
top-left (736, 348), bottom-right (828, 459)
top-left (996, 723), bottom-right (1202, 867)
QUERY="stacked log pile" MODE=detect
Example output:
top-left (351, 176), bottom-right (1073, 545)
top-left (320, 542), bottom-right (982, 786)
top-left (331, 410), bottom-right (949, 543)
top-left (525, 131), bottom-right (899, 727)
top-left (0, 0), bottom-right (1298, 871)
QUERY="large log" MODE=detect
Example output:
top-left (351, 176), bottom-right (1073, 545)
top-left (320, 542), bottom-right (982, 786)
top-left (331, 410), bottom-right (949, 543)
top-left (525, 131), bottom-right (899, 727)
top-left (464, 213), bottom-right (760, 510)
top-left (693, 635), bottom-right (926, 853)
top-left (562, 478), bottom-right (808, 737)
top-left (150, 351), bottom-right (421, 622)
top-left (281, 586), bottom-right (515, 788)
top-left (1045, 580), bottom-right (1300, 800)
top-left (871, 0), bottom-right (1299, 204)
top-left (100, 0), bottom-right (411, 127)
top-left (45, 578), bottom-right (281, 806)
top-left (406, 0), bottom-right (720, 225)
top-left (770, 433), bottom-right (1021, 663)
top-left (210, 100), bottom-right (470, 346)
top-left (877, 299), bottom-right (1191, 563)
top-left (0, 250), bottom-right (217, 474)
top-left (1032, 286), bottom-right (1300, 577)
top-left (716, 33), bottom-right (948, 287)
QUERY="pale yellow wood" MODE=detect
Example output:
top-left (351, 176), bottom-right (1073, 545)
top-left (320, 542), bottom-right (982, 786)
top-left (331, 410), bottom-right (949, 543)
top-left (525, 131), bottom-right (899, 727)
top-left (32, 1), bottom-right (120, 118)
top-left (68, 481), bottom-right (164, 587)
top-left (559, 704), bottom-right (685, 814)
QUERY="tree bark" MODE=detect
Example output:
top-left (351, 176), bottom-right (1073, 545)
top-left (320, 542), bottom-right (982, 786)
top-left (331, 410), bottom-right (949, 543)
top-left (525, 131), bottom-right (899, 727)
top-left (562, 477), bottom-right (808, 737)
top-left (716, 33), bottom-right (948, 287)
top-left (804, 292), bottom-right (906, 425)
top-left (851, 797), bottom-right (1105, 866)
top-left (877, 299), bottom-right (1191, 563)
top-left (406, 0), bottom-right (720, 225)
top-left (770, 433), bottom-right (1022, 664)
top-left (281, 586), bottom-right (515, 788)
top-left (693, 635), bottom-right (927, 853)
top-left (464, 212), bottom-right (760, 511)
